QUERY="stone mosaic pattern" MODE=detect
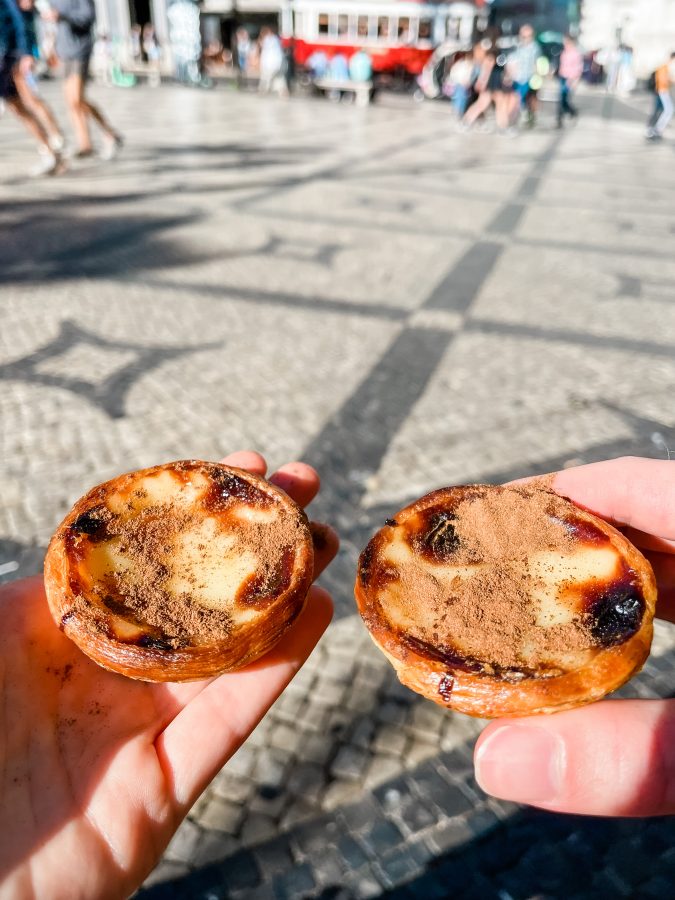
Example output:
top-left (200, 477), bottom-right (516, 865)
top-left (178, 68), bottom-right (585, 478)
top-left (2, 84), bottom-right (675, 898)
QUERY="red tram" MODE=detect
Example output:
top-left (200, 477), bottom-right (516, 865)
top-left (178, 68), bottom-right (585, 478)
top-left (279, 1), bottom-right (478, 75)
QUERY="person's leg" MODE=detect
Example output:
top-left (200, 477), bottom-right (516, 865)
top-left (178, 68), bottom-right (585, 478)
top-left (64, 71), bottom-right (93, 152)
top-left (655, 90), bottom-right (673, 134)
top-left (6, 94), bottom-right (50, 149)
top-left (647, 94), bottom-right (663, 131)
top-left (558, 77), bottom-right (566, 125)
top-left (13, 69), bottom-right (64, 145)
top-left (463, 90), bottom-right (492, 126)
top-left (495, 91), bottom-right (508, 130)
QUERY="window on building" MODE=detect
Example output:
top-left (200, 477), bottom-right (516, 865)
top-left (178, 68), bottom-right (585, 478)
top-left (418, 18), bottom-right (432, 41)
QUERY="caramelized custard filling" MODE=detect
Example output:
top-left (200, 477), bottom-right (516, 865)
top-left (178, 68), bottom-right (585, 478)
top-left (361, 486), bottom-right (646, 680)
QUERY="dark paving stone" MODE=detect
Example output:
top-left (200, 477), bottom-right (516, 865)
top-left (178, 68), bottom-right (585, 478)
top-left (360, 819), bottom-right (405, 856)
top-left (272, 862), bottom-right (316, 900)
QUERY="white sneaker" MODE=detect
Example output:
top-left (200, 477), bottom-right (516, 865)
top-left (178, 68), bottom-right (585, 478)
top-left (99, 133), bottom-right (124, 161)
top-left (30, 149), bottom-right (62, 177)
top-left (49, 134), bottom-right (65, 153)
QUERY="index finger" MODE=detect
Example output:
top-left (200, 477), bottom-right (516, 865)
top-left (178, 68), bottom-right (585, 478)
top-left (548, 457), bottom-right (675, 542)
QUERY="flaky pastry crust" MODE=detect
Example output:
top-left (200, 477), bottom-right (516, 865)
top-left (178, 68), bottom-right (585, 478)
top-left (44, 460), bottom-right (314, 682)
top-left (355, 485), bottom-right (657, 717)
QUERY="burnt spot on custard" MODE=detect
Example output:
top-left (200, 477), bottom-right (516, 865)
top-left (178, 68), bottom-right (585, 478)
top-left (413, 509), bottom-right (460, 561)
top-left (359, 540), bottom-right (377, 587)
top-left (70, 507), bottom-right (110, 542)
top-left (385, 518), bottom-right (398, 527)
top-left (237, 547), bottom-right (295, 607)
top-left (587, 585), bottom-right (645, 647)
top-left (138, 634), bottom-right (175, 652)
top-left (204, 468), bottom-right (272, 511)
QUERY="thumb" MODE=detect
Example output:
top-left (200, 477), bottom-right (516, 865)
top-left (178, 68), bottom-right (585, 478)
top-left (474, 700), bottom-right (675, 817)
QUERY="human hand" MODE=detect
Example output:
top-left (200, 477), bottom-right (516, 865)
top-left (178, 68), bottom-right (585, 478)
top-left (18, 55), bottom-right (33, 77)
top-left (474, 457), bottom-right (675, 816)
top-left (0, 452), bottom-right (337, 899)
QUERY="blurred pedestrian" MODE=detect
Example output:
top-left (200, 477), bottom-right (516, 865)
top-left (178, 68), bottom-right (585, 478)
top-left (42, 0), bottom-right (123, 159)
top-left (142, 22), bottom-right (160, 87)
top-left (646, 52), bottom-right (675, 141)
top-left (510, 24), bottom-right (542, 127)
top-left (447, 51), bottom-right (473, 118)
top-left (258, 26), bottom-right (283, 94)
top-left (13, 0), bottom-right (65, 151)
top-left (0, 0), bottom-right (63, 174)
top-left (557, 34), bottom-right (582, 128)
top-left (463, 47), bottom-right (509, 131)
top-left (235, 25), bottom-right (249, 83)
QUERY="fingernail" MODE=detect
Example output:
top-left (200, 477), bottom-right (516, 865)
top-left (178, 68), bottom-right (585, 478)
top-left (475, 724), bottom-right (566, 803)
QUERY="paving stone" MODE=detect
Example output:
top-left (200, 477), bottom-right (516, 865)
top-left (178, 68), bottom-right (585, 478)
top-left (219, 850), bottom-right (261, 892)
top-left (287, 762), bottom-right (326, 798)
top-left (164, 818), bottom-right (204, 865)
top-left (330, 745), bottom-right (369, 781)
top-left (363, 754), bottom-right (404, 789)
top-left (376, 701), bottom-right (409, 727)
top-left (371, 724), bottom-right (408, 757)
top-left (191, 832), bottom-right (240, 868)
top-left (269, 724), bottom-right (303, 755)
top-left (253, 749), bottom-right (291, 791)
top-left (251, 836), bottom-right (294, 880)
top-left (359, 819), bottom-right (405, 856)
top-left (271, 863), bottom-right (316, 900)
top-left (195, 798), bottom-right (244, 836)
top-left (296, 733), bottom-right (335, 765)
top-left (212, 773), bottom-right (255, 806)
top-left (240, 814), bottom-right (279, 848)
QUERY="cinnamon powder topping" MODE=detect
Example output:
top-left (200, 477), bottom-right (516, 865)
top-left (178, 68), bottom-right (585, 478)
top-left (371, 486), bottom-right (639, 675)
top-left (66, 472), bottom-right (302, 650)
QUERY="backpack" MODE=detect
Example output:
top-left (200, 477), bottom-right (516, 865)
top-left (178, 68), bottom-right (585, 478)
top-left (647, 70), bottom-right (657, 92)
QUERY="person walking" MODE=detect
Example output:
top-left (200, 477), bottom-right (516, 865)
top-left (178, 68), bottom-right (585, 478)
top-left (557, 34), bottom-right (583, 128)
top-left (646, 52), bottom-right (675, 141)
top-left (12, 0), bottom-right (65, 150)
top-left (0, 0), bottom-right (63, 174)
top-left (463, 47), bottom-right (510, 131)
top-left (509, 24), bottom-right (542, 127)
top-left (42, 0), bottom-right (122, 159)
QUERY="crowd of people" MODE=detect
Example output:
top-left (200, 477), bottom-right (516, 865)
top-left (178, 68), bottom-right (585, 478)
top-left (440, 25), bottom-right (583, 133)
top-left (1, 0), bottom-right (122, 175)
top-left (3, 0), bottom-right (675, 176)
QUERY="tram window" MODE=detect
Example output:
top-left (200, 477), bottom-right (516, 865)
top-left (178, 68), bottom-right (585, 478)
top-left (398, 16), bottom-right (410, 41)
top-left (418, 18), bottom-right (432, 40)
top-left (377, 17), bottom-right (389, 38)
top-left (357, 15), bottom-right (368, 37)
top-left (318, 14), bottom-right (329, 35)
top-left (337, 14), bottom-right (348, 36)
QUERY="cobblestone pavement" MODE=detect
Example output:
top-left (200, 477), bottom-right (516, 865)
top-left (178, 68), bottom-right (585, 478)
top-left (2, 83), bottom-right (675, 899)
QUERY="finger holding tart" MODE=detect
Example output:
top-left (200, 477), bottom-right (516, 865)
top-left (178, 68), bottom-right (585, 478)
top-left (355, 484), bottom-right (657, 718)
top-left (44, 460), bottom-right (314, 682)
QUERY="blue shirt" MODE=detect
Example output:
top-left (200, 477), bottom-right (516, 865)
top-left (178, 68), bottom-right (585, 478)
top-left (0, 0), bottom-right (29, 58)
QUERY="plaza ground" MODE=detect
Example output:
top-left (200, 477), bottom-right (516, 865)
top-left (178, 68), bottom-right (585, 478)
top-left (2, 82), bottom-right (675, 898)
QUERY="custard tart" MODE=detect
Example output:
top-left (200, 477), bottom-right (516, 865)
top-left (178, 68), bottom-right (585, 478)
top-left (355, 485), bottom-right (656, 717)
top-left (45, 460), bottom-right (314, 682)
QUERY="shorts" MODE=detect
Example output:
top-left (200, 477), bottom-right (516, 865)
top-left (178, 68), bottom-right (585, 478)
top-left (0, 55), bottom-right (18, 100)
top-left (63, 55), bottom-right (91, 79)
